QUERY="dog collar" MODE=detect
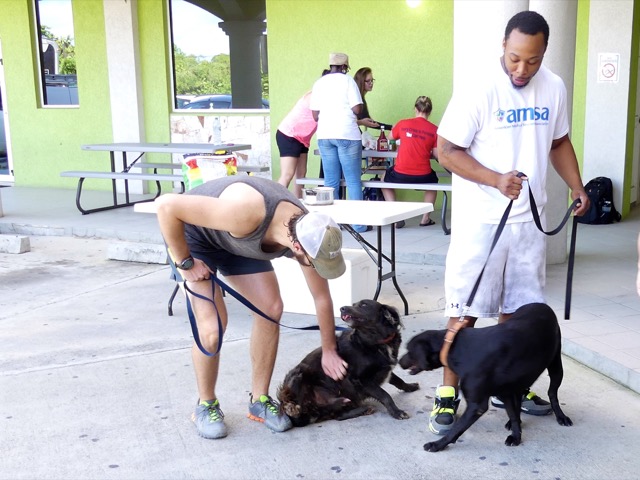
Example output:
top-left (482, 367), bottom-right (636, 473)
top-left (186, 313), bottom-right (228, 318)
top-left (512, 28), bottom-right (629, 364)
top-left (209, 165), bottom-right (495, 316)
top-left (378, 332), bottom-right (396, 344)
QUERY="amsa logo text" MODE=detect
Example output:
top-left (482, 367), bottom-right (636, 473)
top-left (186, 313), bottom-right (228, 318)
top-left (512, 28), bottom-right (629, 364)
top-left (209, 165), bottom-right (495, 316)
top-left (494, 107), bottom-right (550, 124)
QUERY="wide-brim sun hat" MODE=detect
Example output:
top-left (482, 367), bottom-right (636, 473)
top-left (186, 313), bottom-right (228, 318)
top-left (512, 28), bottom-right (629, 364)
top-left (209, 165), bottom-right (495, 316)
top-left (296, 212), bottom-right (346, 280)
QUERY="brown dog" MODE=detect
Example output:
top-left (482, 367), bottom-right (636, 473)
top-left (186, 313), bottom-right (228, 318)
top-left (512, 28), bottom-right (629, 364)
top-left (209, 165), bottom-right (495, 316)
top-left (277, 299), bottom-right (419, 426)
top-left (399, 303), bottom-right (573, 451)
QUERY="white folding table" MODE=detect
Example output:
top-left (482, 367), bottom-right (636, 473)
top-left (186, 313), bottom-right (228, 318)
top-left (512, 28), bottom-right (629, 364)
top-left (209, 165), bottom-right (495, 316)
top-left (305, 200), bottom-right (432, 315)
top-left (135, 199), bottom-right (432, 315)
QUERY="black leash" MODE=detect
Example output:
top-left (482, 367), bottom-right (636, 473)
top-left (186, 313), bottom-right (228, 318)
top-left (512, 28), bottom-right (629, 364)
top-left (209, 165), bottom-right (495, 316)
top-left (175, 264), bottom-right (348, 358)
top-left (462, 174), bottom-right (580, 321)
top-left (524, 181), bottom-right (580, 320)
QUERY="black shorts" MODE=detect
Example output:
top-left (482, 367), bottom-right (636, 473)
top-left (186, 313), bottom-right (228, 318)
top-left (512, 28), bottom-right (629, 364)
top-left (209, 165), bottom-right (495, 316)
top-left (276, 130), bottom-right (309, 158)
top-left (384, 166), bottom-right (439, 184)
top-left (169, 247), bottom-right (274, 281)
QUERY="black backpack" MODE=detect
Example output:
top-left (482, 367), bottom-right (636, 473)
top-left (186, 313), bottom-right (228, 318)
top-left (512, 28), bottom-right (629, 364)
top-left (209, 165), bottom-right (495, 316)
top-left (576, 176), bottom-right (622, 225)
top-left (363, 177), bottom-right (385, 201)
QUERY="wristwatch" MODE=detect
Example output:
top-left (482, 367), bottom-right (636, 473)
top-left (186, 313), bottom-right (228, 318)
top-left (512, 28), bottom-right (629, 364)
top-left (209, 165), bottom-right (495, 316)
top-left (176, 256), bottom-right (195, 270)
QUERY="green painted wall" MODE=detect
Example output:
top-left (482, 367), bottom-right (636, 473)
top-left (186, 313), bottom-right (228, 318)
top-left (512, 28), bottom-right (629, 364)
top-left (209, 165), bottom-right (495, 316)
top-left (0, 0), bottom-right (176, 190)
top-left (571, 0), bottom-right (589, 172)
top-left (266, 0), bottom-right (454, 203)
top-left (0, 0), bottom-right (112, 188)
top-left (138, 0), bottom-right (172, 147)
top-left (623, 0), bottom-right (640, 214)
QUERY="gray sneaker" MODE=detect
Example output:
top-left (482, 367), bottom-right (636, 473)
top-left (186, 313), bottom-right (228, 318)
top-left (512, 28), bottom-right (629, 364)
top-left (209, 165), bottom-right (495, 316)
top-left (247, 394), bottom-right (293, 432)
top-left (192, 399), bottom-right (228, 439)
top-left (491, 389), bottom-right (552, 416)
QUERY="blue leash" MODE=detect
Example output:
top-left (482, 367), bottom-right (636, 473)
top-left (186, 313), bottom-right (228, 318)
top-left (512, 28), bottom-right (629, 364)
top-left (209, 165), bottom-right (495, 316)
top-left (179, 269), bottom-right (348, 357)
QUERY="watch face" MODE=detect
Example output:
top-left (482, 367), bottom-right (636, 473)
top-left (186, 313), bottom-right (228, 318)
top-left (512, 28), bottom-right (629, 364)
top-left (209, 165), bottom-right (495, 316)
top-left (179, 257), bottom-right (194, 270)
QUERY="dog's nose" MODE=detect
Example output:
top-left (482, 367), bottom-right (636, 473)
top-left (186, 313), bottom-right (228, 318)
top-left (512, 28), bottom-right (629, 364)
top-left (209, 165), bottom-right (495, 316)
top-left (340, 306), bottom-right (348, 314)
top-left (398, 353), bottom-right (411, 369)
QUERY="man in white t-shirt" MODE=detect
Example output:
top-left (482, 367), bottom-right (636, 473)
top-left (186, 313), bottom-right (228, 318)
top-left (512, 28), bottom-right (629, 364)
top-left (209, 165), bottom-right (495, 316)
top-left (430, 11), bottom-right (589, 436)
top-left (310, 52), bottom-right (370, 233)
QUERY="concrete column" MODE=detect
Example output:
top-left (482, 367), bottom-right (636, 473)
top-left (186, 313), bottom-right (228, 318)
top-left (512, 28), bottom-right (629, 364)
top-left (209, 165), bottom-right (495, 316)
top-left (582, 0), bottom-right (635, 212)
top-left (218, 20), bottom-right (264, 109)
top-left (103, 0), bottom-right (146, 193)
top-left (452, 0), bottom-right (528, 92)
top-left (529, 0), bottom-right (578, 264)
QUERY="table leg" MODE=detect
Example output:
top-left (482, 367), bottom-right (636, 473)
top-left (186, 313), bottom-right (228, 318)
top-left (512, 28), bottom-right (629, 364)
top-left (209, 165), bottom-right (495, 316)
top-left (389, 223), bottom-right (409, 315)
top-left (441, 191), bottom-right (451, 235)
top-left (373, 226), bottom-right (383, 299)
top-left (123, 152), bottom-right (131, 205)
top-left (342, 223), bottom-right (410, 315)
top-left (109, 151), bottom-right (117, 207)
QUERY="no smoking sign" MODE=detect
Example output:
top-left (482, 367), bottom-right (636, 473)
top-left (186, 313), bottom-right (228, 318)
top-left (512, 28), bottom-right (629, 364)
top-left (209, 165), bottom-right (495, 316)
top-left (598, 53), bottom-right (620, 83)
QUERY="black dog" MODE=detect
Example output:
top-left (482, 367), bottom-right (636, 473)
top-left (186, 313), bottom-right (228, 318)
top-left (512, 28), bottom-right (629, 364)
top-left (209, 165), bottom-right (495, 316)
top-left (399, 303), bottom-right (573, 451)
top-left (277, 299), bottom-right (419, 426)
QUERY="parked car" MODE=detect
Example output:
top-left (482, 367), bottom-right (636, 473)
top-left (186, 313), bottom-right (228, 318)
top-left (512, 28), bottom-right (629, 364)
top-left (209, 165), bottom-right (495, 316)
top-left (176, 95), bottom-right (195, 108)
top-left (181, 94), bottom-right (269, 110)
top-left (45, 74), bottom-right (79, 105)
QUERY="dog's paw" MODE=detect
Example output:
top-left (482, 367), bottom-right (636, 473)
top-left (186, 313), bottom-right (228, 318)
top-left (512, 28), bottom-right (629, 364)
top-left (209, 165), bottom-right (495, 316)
top-left (505, 434), bottom-right (521, 446)
top-left (405, 382), bottom-right (420, 392)
top-left (423, 441), bottom-right (447, 452)
top-left (391, 409), bottom-right (410, 420)
top-left (364, 406), bottom-right (376, 416)
top-left (556, 414), bottom-right (573, 427)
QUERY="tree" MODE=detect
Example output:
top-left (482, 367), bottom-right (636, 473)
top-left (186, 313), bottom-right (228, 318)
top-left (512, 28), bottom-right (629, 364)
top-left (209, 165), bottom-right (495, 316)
top-left (174, 48), bottom-right (269, 100)
top-left (40, 25), bottom-right (76, 74)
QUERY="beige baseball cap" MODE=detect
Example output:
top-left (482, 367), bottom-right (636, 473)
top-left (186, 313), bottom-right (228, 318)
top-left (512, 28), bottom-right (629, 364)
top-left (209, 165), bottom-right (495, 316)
top-left (329, 52), bottom-right (349, 67)
top-left (296, 212), bottom-right (346, 279)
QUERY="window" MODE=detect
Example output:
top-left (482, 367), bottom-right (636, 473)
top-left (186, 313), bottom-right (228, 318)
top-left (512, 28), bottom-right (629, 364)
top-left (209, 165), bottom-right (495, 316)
top-left (34, 0), bottom-right (79, 106)
top-left (168, 0), bottom-right (268, 110)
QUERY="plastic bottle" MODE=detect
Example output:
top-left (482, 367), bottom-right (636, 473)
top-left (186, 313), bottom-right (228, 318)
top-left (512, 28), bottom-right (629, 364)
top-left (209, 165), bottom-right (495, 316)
top-left (212, 116), bottom-right (222, 145)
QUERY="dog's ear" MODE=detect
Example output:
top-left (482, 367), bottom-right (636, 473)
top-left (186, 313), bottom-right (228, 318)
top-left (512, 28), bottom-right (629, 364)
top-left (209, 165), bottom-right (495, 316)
top-left (406, 331), bottom-right (444, 372)
top-left (381, 305), bottom-right (400, 326)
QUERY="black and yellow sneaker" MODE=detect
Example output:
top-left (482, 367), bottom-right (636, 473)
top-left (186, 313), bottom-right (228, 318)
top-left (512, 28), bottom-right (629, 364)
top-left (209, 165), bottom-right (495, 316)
top-left (429, 385), bottom-right (460, 435)
top-left (491, 389), bottom-right (552, 416)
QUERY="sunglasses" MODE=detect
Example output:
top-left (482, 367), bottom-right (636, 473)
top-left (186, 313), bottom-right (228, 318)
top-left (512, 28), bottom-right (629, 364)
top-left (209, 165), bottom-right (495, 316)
top-left (365, 78), bottom-right (376, 84)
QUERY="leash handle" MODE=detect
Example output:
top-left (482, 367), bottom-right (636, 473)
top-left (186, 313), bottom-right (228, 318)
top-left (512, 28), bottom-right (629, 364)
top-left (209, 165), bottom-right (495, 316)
top-left (527, 186), bottom-right (581, 236)
top-left (522, 178), bottom-right (580, 319)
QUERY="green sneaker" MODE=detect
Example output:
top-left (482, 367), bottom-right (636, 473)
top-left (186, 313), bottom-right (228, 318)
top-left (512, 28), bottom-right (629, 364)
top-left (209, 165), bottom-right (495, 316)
top-left (429, 385), bottom-right (460, 435)
top-left (491, 389), bottom-right (552, 416)
top-left (192, 399), bottom-right (228, 439)
top-left (247, 394), bottom-right (293, 432)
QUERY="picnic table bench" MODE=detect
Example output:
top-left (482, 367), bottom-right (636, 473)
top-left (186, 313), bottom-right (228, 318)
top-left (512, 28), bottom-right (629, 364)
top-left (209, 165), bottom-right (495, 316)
top-left (61, 142), bottom-right (254, 214)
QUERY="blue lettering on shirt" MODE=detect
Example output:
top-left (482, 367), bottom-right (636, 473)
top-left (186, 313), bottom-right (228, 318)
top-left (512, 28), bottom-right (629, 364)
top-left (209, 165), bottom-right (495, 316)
top-left (493, 106), bottom-right (550, 128)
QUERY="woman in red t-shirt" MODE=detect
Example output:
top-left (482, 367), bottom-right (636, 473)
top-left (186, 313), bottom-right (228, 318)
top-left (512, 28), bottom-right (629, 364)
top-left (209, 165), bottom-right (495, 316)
top-left (382, 96), bottom-right (439, 227)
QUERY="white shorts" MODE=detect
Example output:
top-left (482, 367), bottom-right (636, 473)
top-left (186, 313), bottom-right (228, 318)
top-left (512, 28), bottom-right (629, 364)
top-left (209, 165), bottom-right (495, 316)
top-left (444, 220), bottom-right (546, 318)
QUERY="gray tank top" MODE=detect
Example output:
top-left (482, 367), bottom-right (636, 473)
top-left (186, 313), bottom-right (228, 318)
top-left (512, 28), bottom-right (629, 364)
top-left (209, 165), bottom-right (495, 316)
top-left (184, 176), bottom-right (306, 260)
